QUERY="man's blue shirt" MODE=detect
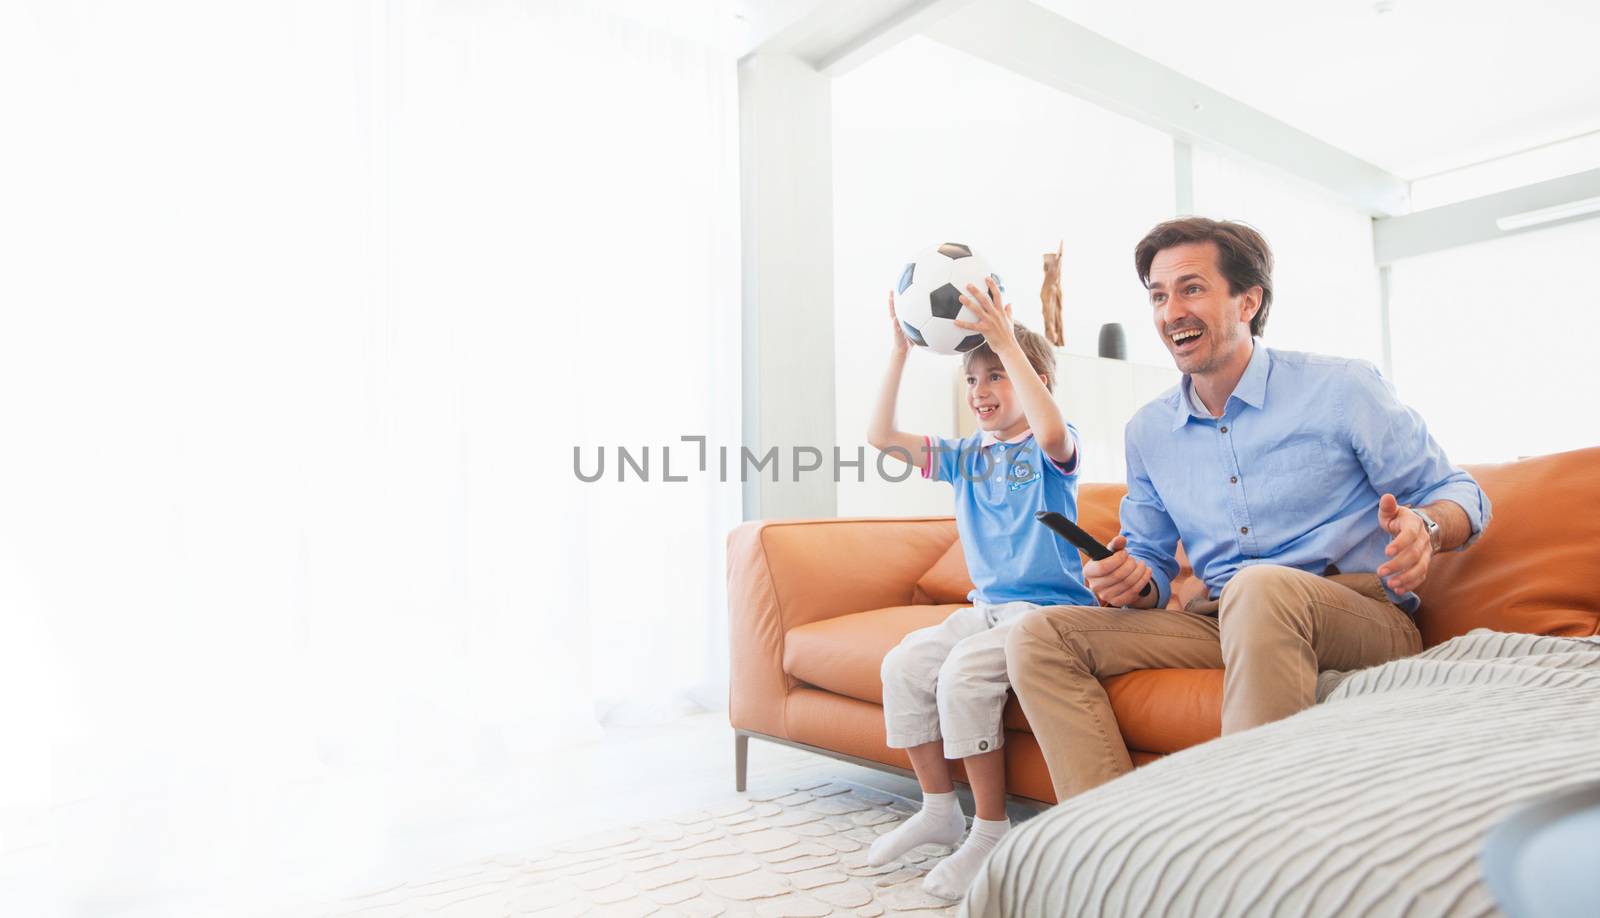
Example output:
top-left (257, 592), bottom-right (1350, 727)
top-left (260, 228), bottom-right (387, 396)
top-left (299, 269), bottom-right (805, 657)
top-left (1121, 342), bottom-right (1491, 614)
top-left (926, 427), bottom-right (1097, 608)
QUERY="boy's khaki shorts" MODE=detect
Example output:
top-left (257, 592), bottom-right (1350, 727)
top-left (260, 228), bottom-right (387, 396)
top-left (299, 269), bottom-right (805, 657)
top-left (880, 600), bottom-right (1039, 760)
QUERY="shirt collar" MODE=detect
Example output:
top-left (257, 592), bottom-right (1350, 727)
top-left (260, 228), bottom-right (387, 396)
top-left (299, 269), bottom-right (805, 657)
top-left (980, 427), bottom-right (1035, 448)
top-left (1172, 339), bottom-right (1270, 430)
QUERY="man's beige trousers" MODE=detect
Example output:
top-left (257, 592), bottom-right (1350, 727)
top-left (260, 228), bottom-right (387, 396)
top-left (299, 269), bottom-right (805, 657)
top-left (1005, 564), bottom-right (1423, 802)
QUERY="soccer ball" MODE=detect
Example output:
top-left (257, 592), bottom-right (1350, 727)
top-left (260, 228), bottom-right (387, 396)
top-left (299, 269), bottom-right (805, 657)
top-left (893, 243), bottom-right (1004, 356)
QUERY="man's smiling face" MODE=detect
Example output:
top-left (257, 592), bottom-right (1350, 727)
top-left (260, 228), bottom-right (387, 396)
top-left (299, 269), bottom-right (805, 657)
top-left (1147, 240), bottom-right (1258, 376)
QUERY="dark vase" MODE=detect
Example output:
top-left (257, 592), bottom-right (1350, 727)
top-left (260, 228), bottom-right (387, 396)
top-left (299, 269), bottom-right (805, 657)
top-left (1098, 323), bottom-right (1127, 360)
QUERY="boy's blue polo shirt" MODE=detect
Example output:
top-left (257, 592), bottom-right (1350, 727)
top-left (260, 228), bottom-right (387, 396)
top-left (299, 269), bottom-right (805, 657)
top-left (924, 426), bottom-right (1096, 608)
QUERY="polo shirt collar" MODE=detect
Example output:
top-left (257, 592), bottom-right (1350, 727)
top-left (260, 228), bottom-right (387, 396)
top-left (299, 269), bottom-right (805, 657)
top-left (1171, 338), bottom-right (1270, 430)
top-left (980, 427), bottom-right (1034, 448)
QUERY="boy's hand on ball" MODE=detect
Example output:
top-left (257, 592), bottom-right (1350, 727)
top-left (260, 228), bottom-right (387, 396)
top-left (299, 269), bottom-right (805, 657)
top-left (1084, 536), bottom-right (1153, 607)
top-left (954, 277), bottom-right (1018, 351)
top-left (888, 291), bottom-right (911, 354)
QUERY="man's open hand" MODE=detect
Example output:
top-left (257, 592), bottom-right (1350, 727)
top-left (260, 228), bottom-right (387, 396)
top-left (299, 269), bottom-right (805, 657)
top-left (1085, 536), bottom-right (1153, 607)
top-left (1376, 493), bottom-right (1433, 594)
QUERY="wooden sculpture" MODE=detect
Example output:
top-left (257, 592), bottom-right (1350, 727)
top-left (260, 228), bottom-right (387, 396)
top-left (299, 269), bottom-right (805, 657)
top-left (1041, 240), bottom-right (1064, 347)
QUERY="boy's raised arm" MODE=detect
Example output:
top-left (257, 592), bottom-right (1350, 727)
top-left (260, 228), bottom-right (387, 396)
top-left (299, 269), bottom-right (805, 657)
top-left (867, 292), bottom-right (932, 477)
top-left (955, 278), bottom-right (1074, 467)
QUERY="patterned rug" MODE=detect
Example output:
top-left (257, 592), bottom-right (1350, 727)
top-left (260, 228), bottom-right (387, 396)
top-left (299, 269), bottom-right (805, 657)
top-left (325, 781), bottom-right (962, 917)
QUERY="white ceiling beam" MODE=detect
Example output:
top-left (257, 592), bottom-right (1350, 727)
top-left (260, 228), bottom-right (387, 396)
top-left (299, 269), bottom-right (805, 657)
top-left (811, 0), bottom-right (977, 76)
top-left (923, 0), bottom-right (1410, 217)
top-left (736, 0), bottom-right (975, 74)
top-left (1373, 167), bottom-right (1600, 264)
top-left (733, 0), bottom-right (831, 59)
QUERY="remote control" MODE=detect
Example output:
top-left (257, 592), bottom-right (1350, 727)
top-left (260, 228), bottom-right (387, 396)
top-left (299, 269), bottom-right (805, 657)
top-left (1035, 510), bottom-right (1153, 599)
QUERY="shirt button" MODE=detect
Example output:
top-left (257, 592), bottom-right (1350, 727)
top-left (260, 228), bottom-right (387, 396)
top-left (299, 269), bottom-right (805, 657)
top-left (1220, 426), bottom-right (1229, 434)
top-left (1230, 476), bottom-right (1238, 484)
top-left (1240, 526), bottom-right (1249, 534)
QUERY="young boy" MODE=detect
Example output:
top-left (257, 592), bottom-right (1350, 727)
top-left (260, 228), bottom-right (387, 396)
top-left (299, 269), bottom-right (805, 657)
top-left (866, 278), bottom-right (1095, 899)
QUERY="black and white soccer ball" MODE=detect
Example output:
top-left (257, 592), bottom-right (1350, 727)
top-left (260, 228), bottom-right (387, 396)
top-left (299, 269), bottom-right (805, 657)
top-left (893, 243), bottom-right (1004, 356)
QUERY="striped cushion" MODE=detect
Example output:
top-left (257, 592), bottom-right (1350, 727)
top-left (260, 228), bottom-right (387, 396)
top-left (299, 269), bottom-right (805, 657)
top-left (965, 630), bottom-right (1600, 917)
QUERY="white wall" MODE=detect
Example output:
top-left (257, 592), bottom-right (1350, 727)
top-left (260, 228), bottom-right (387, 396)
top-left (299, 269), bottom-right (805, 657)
top-left (953, 354), bottom-right (1179, 485)
top-left (1191, 148), bottom-right (1386, 368)
top-left (831, 37), bottom-right (1177, 514)
top-left (827, 38), bottom-right (1393, 516)
top-left (1388, 217), bottom-right (1600, 463)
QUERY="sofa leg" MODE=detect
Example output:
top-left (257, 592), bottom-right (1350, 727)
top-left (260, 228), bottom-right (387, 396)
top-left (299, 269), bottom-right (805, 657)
top-left (735, 731), bottom-right (749, 793)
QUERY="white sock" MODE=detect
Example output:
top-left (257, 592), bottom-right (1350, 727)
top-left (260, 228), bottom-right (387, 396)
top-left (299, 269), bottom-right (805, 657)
top-left (922, 816), bottom-right (1010, 900)
top-left (865, 791), bottom-right (966, 867)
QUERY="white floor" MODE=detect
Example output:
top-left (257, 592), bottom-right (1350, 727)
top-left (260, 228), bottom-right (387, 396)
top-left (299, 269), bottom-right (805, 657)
top-left (7, 712), bottom-right (1042, 917)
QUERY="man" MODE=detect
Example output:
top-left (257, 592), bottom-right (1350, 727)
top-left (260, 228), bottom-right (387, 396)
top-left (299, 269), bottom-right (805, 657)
top-left (1005, 217), bottom-right (1491, 803)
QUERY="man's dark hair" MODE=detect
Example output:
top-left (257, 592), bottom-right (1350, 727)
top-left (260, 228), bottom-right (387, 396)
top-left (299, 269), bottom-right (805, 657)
top-left (1134, 217), bottom-right (1274, 337)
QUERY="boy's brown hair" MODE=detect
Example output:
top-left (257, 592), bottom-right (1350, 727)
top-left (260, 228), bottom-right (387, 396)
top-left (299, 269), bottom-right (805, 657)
top-left (961, 322), bottom-right (1057, 392)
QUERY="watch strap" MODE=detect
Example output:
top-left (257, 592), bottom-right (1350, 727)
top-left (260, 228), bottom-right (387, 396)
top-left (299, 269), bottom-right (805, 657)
top-left (1410, 506), bottom-right (1442, 551)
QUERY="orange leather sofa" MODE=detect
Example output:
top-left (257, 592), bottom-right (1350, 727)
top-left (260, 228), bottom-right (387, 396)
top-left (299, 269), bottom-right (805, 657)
top-left (726, 446), bottom-right (1600, 803)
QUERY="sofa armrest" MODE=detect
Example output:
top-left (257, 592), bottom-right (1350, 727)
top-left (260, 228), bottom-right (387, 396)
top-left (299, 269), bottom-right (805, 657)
top-left (726, 516), bottom-right (957, 737)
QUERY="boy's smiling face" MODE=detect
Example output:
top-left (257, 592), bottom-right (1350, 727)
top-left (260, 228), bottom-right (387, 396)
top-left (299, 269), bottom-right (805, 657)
top-left (965, 355), bottom-right (1036, 440)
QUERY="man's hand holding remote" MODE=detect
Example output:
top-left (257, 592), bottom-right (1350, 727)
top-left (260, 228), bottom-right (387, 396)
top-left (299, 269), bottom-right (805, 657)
top-left (1084, 536), bottom-right (1158, 608)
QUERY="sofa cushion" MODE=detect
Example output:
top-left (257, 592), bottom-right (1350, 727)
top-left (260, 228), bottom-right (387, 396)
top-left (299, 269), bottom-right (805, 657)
top-left (914, 541), bottom-right (973, 605)
top-left (784, 604), bottom-right (965, 704)
top-left (1102, 669), bottom-right (1222, 753)
top-left (911, 483), bottom-right (1127, 605)
top-left (1074, 482), bottom-right (1128, 545)
top-left (786, 603), bottom-right (1224, 756)
top-left (1000, 669), bottom-right (1223, 754)
top-left (1419, 447), bottom-right (1600, 645)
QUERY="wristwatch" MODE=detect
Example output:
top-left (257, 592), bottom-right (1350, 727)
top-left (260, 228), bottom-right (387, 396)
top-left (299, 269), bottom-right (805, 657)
top-left (1410, 506), bottom-right (1442, 552)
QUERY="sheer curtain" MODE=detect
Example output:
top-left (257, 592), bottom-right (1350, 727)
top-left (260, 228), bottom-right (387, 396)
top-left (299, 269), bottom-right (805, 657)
top-left (0, 0), bottom-right (738, 910)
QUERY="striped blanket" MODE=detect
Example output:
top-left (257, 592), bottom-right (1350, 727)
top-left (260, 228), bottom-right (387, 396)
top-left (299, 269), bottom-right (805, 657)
top-left (963, 630), bottom-right (1600, 918)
